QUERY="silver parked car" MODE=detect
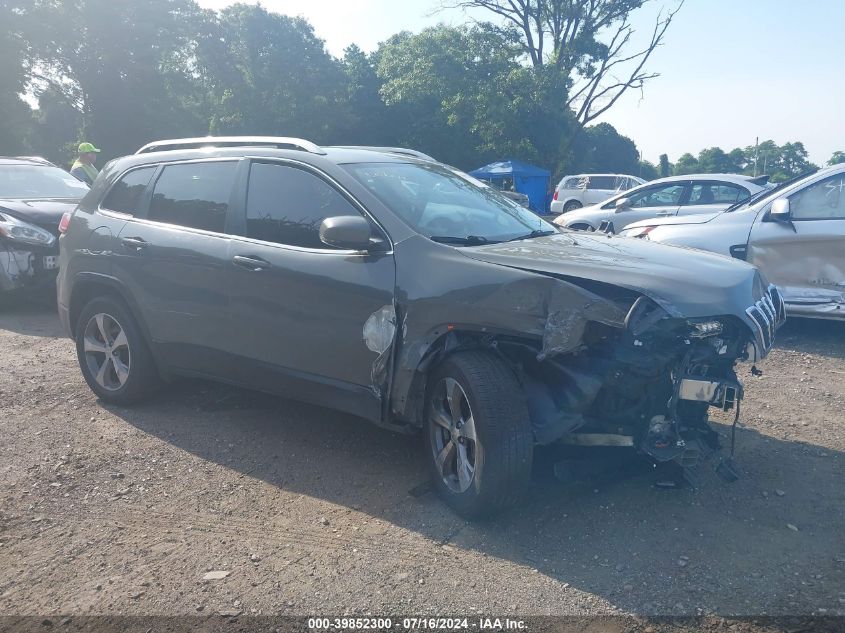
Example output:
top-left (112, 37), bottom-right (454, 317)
top-left (550, 173), bottom-right (645, 214)
top-left (554, 174), bottom-right (768, 233)
top-left (620, 165), bottom-right (845, 320)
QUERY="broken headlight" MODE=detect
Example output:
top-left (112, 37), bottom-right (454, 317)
top-left (688, 319), bottom-right (723, 338)
top-left (0, 213), bottom-right (56, 247)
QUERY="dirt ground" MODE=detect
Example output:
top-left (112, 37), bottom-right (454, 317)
top-left (0, 302), bottom-right (843, 620)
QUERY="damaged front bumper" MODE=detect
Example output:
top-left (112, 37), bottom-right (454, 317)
top-left (0, 240), bottom-right (60, 293)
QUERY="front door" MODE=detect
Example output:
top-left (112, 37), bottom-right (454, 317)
top-left (113, 159), bottom-right (241, 377)
top-left (225, 160), bottom-right (396, 419)
top-left (603, 181), bottom-right (687, 231)
top-left (748, 171), bottom-right (845, 317)
top-left (681, 180), bottom-right (751, 217)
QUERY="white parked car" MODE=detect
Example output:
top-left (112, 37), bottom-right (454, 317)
top-left (554, 174), bottom-right (769, 233)
top-left (550, 173), bottom-right (645, 214)
top-left (619, 165), bottom-right (845, 320)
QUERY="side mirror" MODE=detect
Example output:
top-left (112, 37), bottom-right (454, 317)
top-left (769, 198), bottom-right (791, 221)
top-left (615, 197), bottom-right (631, 212)
top-left (319, 215), bottom-right (373, 250)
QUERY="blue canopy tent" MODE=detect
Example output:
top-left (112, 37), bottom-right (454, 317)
top-left (469, 160), bottom-right (551, 213)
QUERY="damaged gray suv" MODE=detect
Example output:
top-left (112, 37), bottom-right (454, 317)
top-left (57, 137), bottom-right (785, 518)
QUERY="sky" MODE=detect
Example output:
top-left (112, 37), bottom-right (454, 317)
top-left (195, 0), bottom-right (845, 166)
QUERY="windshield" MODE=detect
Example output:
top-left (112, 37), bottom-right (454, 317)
top-left (725, 169), bottom-right (818, 212)
top-left (0, 164), bottom-right (90, 199)
top-left (344, 162), bottom-right (555, 243)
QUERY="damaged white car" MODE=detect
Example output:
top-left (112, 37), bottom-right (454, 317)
top-left (620, 164), bottom-right (845, 319)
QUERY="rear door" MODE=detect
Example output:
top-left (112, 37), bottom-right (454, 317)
top-left (224, 159), bottom-right (396, 419)
top-left (681, 180), bottom-right (750, 217)
top-left (113, 159), bottom-right (240, 377)
top-left (600, 181), bottom-right (688, 231)
top-left (748, 172), bottom-right (845, 317)
top-left (584, 175), bottom-right (617, 205)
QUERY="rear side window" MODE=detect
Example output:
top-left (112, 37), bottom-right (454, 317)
top-left (148, 162), bottom-right (237, 233)
top-left (587, 176), bottom-right (616, 190)
top-left (101, 166), bottom-right (156, 215)
top-left (688, 182), bottom-right (749, 205)
top-left (245, 162), bottom-right (361, 249)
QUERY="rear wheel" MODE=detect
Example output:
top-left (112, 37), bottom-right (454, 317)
top-left (75, 296), bottom-right (160, 404)
top-left (424, 351), bottom-right (533, 519)
top-left (562, 200), bottom-right (582, 213)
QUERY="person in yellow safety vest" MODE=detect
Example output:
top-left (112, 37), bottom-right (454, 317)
top-left (70, 142), bottom-right (101, 186)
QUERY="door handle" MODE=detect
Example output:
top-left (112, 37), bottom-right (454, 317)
top-left (120, 236), bottom-right (148, 250)
top-left (232, 255), bottom-right (271, 271)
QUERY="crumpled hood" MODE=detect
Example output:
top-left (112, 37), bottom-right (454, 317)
top-left (0, 198), bottom-right (80, 229)
top-left (623, 210), bottom-right (722, 231)
top-left (461, 232), bottom-right (765, 319)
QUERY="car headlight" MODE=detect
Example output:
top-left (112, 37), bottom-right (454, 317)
top-left (621, 225), bottom-right (656, 239)
top-left (688, 319), bottom-right (724, 338)
top-left (0, 213), bottom-right (56, 247)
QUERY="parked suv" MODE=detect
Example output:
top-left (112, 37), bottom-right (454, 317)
top-left (58, 137), bottom-right (784, 518)
top-left (550, 173), bottom-right (645, 214)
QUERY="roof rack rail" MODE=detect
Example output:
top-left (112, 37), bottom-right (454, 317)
top-left (135, 136), bottom-right (326, 155)
top-left (330, 146), bottom-right (436, 162)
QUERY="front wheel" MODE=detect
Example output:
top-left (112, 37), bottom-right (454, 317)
top-left (424, 351), bottom-right (533, 519)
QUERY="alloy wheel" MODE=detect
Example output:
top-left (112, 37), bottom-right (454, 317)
top-left (83, 313), bottom-right (131, 391)
top-left (429, 377), bottom-right (478, 493)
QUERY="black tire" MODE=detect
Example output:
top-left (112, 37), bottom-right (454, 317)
top-left (75, 295), bottom-right (160, 405)
top-left (562, 200), bottom-right (582, 213)
top-left (424, 351), bottom-right (533, 519)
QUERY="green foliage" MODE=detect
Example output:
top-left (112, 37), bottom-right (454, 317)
top-left (673, 153), bottom-right (699, 175)
top-left (658, 154), bottom-right (670, 178)
top-left (0, 0), bottom-right (33, 153)
top-left (570, 123), bottom-right (639, 174)
top-left (829, 151), bottom-right (845, 166)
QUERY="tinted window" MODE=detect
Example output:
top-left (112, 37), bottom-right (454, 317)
top-left (789, 174), bottom-right (845, 220)
top-left (627, 183), bottom-right (686, 208)
top-left (688, 182), bottom-right (749, 206)
top-left (101, 167), bottom-right (156, 215)
top-left (246, 162), bottom-right (361, 248)
top-left (148, 162), bottom-right (237, 232)
top-left (588, 176), bottom-right (616, 190)
top-left (561, 177), bottom-right (580, 190)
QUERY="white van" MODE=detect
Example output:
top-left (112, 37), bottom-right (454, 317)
top-left (550, 173), bottom-right (645, 214)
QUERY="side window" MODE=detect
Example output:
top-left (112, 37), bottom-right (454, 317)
top-left (587, 176), bottom-right (615, 190)
top-left (790, 174), bottom-right (845, 220)
top-left (148, 161), bottom-right (237, 233)
top-left (561, 177), bottom-right (577, 190)
top-left (688, 182), bottom-right (748, 206)
top-left (101, 166), bottom-right (156, 215)
top-left (627, 183), bottom-right (686, 208)
top-left (615, 176), bottom-right (633, 191)
top-left (246, 162), bottom-right (362, 249)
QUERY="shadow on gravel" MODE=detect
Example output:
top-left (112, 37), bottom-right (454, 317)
top-left (0, 300), bottom-right (62, 337)
top-left (774, 316), bottom-right (845, 359)
top-left (104, 376), bottom-right (845, 616)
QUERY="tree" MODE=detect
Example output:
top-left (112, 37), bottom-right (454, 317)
top-left (658, 153), bottom-right (670, 177)
top-left (337, 45), bottom-right (392, 144)
top-left (638, 159), bottom-right (658, 180)
top-left (377, 25), bottom-right (573, 170)
top-left (829, 151), bottom-right (845, 166)
top-left (673, 153), bottom-right (698, 175)
top-left (570, 122), bottom-right (639, 174)
top-left (201, 4), bottom-right (348, 143)
top-left (25, 0), bottom-right (212, 159)
top-left (441, 0), bottom-right (684, 124)
top-left (0, 0), bottom-right (33, 153)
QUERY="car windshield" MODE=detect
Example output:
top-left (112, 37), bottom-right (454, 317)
top-left (0, 164), bottom-right (90, 199)
top-left (725, 170), bottom-right (818, 212)
top-left (344, 162), bottom-right (555, 243)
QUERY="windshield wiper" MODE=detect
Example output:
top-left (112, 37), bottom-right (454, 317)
top-left (429, 235), bottom-right (495, 245)
top-left (505, 229), bottom-right (557, 242)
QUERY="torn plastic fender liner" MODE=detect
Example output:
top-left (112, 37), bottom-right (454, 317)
top-left (363, 303), bottom-right (398, 399)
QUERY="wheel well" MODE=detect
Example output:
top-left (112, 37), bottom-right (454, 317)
top-left (398, 330), bottom-right (534, 429)
top-left (68, 281), bottom-right (127, 335)
top-left (568, 222), bottom-right (594, 231)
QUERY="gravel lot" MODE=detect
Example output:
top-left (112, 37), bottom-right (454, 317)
top-left (0, 303), bottom-right (843, 619)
